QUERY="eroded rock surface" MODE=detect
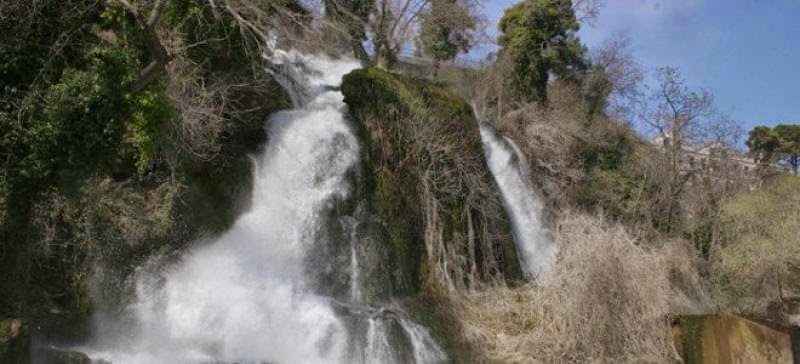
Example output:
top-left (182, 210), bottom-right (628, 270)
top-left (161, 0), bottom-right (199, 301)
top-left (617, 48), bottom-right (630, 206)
top-left (673, 313), bottom-right (793, 364)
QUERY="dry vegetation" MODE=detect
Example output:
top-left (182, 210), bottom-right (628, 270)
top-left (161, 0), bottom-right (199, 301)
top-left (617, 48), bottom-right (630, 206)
top-left (431, 211), bottom-right (708, 363)
top-left (709, 176), bottom-right (800, 316)
top-left (2, 1), bottom-right (792, 360)
top-left (419, 42), bottom-right (725, 362)
top-left (417, 33), bottom-right (792, 359)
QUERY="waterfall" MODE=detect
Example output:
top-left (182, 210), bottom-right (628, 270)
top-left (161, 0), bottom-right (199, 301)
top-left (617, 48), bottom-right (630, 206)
top-left (85, 49), bottom-right (446, 364)
top-left (478, 121), bottom-right (555, 278)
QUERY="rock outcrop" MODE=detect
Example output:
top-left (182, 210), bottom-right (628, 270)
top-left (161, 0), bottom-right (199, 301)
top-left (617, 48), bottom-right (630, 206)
top-left (341, 68), bottom-right (523, 295)
top-left (672, 313), bottom-right (793, 364)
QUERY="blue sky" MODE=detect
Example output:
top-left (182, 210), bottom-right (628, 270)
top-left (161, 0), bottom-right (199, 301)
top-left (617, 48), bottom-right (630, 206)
top-left (473, 0), bottom-right (800, 133)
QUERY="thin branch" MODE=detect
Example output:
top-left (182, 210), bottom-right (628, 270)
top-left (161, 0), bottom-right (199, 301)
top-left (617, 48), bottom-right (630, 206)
top-left (116, 0), bottom-right (172, 93)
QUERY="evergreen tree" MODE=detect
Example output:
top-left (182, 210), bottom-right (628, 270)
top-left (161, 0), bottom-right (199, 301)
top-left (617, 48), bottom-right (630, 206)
top-left (498, 0), bottom-right (587, 104)
top-left (418, 0), bottom-right (477, 75)
top-left (747, 124), bottom-right (800, 175)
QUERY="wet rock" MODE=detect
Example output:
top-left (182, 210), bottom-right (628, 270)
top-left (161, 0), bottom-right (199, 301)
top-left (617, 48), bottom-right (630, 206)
top-left (672, 313), bottom-right (793, 363)
top-left (341, 68), bottom-right (524, 295)
top-left (31, 346), bottom-right (93, 364)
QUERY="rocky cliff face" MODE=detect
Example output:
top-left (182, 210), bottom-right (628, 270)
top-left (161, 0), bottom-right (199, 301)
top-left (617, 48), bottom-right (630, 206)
top-left (673, 314), bottom-right (794, 363)
top-left (341, 68), bottom-right (523, 295)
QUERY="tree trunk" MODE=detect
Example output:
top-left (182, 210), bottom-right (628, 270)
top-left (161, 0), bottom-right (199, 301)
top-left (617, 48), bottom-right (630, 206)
top-left (118, 0), bottom-right (171, 93)
top-left (376, 53), bottom-right (390, 69)
top-left (350, 39), bottom-right (372, 68)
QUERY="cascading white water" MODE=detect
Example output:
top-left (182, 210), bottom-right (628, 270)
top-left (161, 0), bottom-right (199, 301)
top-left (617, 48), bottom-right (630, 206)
top-left (85, 49), bottom-right (446, 364)
top-left (478, 122), bottom-right (555, 278)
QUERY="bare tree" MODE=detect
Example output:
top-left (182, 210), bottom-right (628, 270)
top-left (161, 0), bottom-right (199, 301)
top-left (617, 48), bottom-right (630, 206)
top-left (323, 0), bottom-right (374, 65)
top-left (646, 67), bottom-right (715, 146)
top-left (121, 0), bottom-right (318, 85)
top-left (643, 66), bottom-right (744, 233)
top-left (573, 0), bottom-right (603, 24)
top-left (371, 0), bottom-right (432, 67)
top-left (644, 67), bottom-right (713, 232)
top-left (589, 32), bottom-right (644, 124)
top-left (323, 0), bottom-right (483, 68)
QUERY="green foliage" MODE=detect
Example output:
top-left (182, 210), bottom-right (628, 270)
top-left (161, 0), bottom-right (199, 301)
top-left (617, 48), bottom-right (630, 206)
top-left (0, 0), bottom-right (288, 334)
top-left (689, 221), bottom-right (714, 259)
top-left (579, 65), bottom-right (613, 119)
top-left (22, 47), bottom-right (138, 179)
top-left (745, 126), bottom-right (779, 163)
top-left (342, 68), bottom-right (523, 290)
top-left (0, 1), bottom-right (105, 90)
top-left (166, 0), bottom-right (292, 74)
top-left (498, 0), bottom-right (587, 103)
top-left (418, 1), bottom-right (477, 64)
top-left (88, 179), bottom-right (177, 249)
top-left (574, 121), bottom-right (653, 224)
top-left (774, 124), bottom-right (800, 174)
top-left (168, 2), bottom-right (244, 71)
top-left (746, 124), bottom-right (800, 174)
top-left (17, 45), bottom-right (172, 179)
top-left (578, 168), bottom-right (643, 218)
top-left (711, 176), bottom-right (800, 310)
top-left (128, 86), bottom-right (175, 173)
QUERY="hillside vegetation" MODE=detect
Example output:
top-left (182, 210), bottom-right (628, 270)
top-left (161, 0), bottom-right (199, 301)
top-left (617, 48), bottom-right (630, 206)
top-left (370, 1), bottom-right (797, 361)
top-left (0, 0), bottom-right (295, 341)
top-left (342, 68), bottom-right (524, 293)
top-left (1, 0), bottom-right (797, 362)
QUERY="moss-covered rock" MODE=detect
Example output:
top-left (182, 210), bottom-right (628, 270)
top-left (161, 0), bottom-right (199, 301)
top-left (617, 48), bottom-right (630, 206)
top-left (673, 314), bottom-right (793, 364)
top-left (0, 319), bottom-right (30, 364)
top-left (341, 68), bottom-right (522, 295)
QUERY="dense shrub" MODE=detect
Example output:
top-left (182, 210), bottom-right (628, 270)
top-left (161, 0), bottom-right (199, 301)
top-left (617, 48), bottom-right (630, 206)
top-left (710, 176), bottom-right (800, 312)
top-left (22, 48), bottom-right (137, 178)
top-left (128, 86), bottom-right (175, 173)
top-left (497, 0), bottom-right (586, 103)
top-left (489, 81), bottom-right (667, 234)
top-left (0, 0), bottom-right (290, 337)
top-left (439, 211), bottom-right (706, 363)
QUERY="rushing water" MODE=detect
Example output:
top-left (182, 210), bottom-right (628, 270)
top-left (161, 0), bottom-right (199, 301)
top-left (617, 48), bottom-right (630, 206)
top-left (478, 121), bottom-right (555, 278)
top-left (85, 49), bottom-right (446, 364)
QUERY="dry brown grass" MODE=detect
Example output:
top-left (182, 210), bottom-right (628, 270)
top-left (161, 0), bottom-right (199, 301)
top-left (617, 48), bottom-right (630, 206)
top-left (493, 101), bottom-right (584, 209)
top-left (433, 211), bottom-right (708, 363)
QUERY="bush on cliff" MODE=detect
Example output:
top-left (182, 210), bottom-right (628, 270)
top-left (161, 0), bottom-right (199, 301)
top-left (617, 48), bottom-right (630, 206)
top-left (342, 68), bottom-right (523, 294)
top-left (0, 0), bottom-right (292, 341)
